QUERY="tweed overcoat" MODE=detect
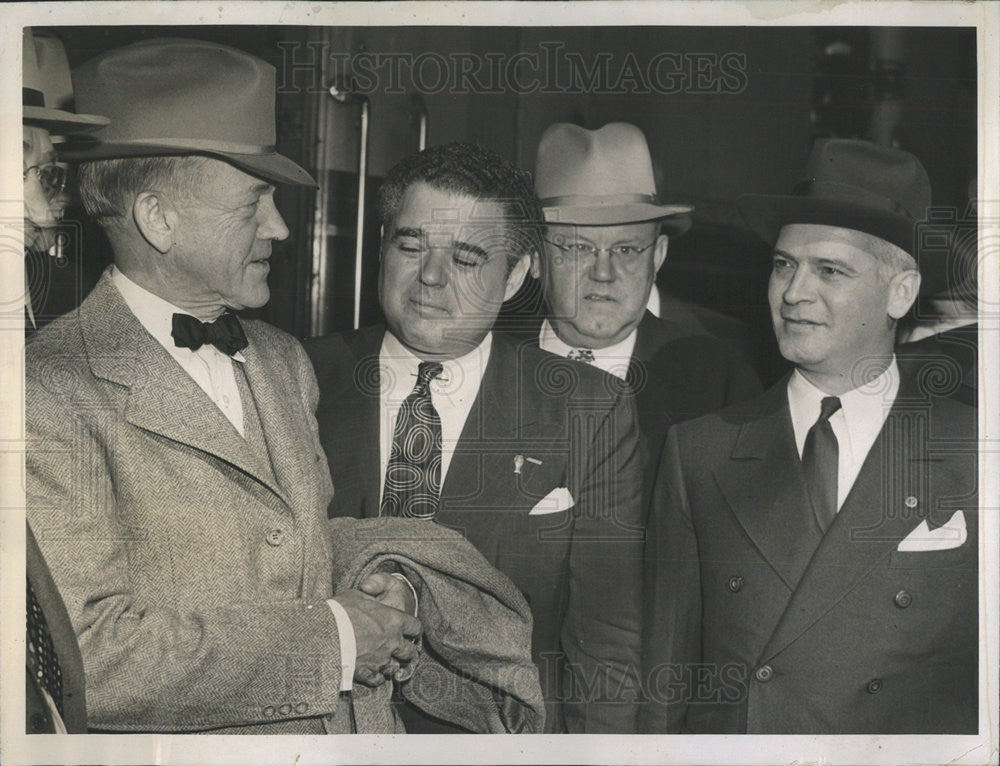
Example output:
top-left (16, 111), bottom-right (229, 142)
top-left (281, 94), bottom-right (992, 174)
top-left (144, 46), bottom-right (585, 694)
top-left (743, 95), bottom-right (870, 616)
top-left (26, 270), bottom-right (346, 733)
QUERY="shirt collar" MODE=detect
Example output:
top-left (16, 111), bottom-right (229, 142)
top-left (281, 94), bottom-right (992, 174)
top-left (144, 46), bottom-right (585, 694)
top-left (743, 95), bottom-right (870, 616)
top-left (539, 318), bottom-right (636, 380)
top-left (787, 357), bottom-right (899, 453)
top-left (380, 329), bottom-right (492, 400)
top-left (110, 266), bottom-right (246, 362)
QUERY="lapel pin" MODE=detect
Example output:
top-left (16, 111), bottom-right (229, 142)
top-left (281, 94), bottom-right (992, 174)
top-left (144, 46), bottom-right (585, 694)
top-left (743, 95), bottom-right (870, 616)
top-left (905, 496), bottom-right (918, 508)
top-left (514, 455), bottom-right (524, 474)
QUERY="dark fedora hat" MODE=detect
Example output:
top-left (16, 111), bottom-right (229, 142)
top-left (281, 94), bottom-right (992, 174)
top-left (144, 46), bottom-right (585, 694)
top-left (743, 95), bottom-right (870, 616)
top-left (61, 38), bottom-right (315, 187)
top-left (23, 28), bottom-right (109, 133)
top-left (738, 138), bottom-right (930, 257)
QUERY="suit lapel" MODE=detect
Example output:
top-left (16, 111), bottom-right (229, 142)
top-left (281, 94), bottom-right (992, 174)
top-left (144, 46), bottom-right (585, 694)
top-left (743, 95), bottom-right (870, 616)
top-left (438, 335), bottom-right (533, 532)
top-left (759, 379), bottom-right (935, 661)
top-left (81, 272), bottom-right (287, 505)
top-left (341, 330), bottom-right (383, 517)
top-left (712, 381), bottom-right (823, 591)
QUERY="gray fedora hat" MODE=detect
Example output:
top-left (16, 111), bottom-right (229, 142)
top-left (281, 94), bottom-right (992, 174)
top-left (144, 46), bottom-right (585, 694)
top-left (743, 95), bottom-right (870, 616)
top-left (535, 122), bottom-right (692, 232)
top-left (61, 38), bottom-right (315, 187)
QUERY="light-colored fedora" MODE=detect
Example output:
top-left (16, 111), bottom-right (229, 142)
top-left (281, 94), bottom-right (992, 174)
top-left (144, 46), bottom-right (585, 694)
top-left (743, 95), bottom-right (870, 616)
top-left (534, 122), bottom-right (692, 232)
top-left (61, 37), bottom-right (315, 187)
top-left (23, 28), bottom-right (109, 133)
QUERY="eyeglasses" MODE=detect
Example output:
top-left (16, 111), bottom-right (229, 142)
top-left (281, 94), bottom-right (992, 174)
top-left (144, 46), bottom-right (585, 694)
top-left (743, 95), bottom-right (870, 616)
top-left (543, 237), bottom-right (657, 267)
top-left (23, 163), bottom-right (68, 198)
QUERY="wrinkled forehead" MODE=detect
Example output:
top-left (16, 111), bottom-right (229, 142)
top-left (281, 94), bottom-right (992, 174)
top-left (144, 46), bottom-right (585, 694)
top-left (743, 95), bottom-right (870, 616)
top-left (774, 223), bottom-right (894, 259)
top-left (544, 220), bottom-right (659, 244)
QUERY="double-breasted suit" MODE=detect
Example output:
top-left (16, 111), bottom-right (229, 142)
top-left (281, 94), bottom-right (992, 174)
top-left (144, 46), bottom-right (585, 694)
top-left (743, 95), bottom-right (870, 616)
top-left (305, 325), bottom-right (646, 733)
top-left (26, 270), bottom-right (347, 734)
top-left (640, 369), bottom-right (978, 734)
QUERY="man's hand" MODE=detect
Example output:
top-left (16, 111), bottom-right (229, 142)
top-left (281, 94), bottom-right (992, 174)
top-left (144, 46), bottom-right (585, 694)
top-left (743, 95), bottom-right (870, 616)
top-left (359, 572), bottom-right (417, 615)
top-left (336, 589), bottom-right (421, 687)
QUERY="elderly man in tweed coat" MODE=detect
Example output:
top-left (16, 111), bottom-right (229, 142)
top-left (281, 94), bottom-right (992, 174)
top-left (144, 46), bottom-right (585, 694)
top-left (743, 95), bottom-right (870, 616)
top-left (26, 38), bottom-right (419, 734)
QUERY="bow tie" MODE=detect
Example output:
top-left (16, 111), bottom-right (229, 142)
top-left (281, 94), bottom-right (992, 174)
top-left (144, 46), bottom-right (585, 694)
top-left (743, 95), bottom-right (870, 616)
top-left (171, 313), bottom-right (248, 356)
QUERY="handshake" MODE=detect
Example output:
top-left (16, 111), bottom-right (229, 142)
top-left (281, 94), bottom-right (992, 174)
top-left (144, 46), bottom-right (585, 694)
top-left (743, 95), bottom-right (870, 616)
top-left (336, 572), bottom-right (421, 687)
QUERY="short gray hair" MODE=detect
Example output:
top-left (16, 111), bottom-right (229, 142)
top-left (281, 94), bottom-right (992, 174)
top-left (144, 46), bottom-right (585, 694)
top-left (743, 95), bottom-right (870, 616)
top-left (76, 155), bottom-right (210, 224)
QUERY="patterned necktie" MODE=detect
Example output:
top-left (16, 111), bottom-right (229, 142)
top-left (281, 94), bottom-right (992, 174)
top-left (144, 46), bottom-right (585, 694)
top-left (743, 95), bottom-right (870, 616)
top-left (802, 396), bottom-right (842, 533)
top-left (171, 312), bottom-right (248, 356)
top-left (567, 348), bottom-right (595, 363)
top-left (26, 578), bottom-right (63, 716)
top-left (381, 362), bottom-right (444, 519)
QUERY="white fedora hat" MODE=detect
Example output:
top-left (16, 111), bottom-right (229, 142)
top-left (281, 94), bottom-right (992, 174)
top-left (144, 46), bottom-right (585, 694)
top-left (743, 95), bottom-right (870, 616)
top-left (534, 122), bottom-right (691, 231)
top-left (23, 28), bottom-right (109, 133)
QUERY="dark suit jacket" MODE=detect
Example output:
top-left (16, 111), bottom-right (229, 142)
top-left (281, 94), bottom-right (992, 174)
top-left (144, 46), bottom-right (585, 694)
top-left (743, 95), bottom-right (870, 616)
top-left (626, 311), bottom-right (761, 514)
top-left (305, 326), bottom-right (646, 733)
top-left (27, 523), bottom-right (87, 733)
top-left (640, 371), bottom-right (979, 734)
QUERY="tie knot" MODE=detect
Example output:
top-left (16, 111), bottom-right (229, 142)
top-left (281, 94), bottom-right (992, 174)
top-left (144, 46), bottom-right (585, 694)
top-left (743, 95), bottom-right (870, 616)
top-left (416, 361), bottom-right (444, 387)
top-left (567, 348), bottom-right (595, 363)
top-left (819, 396), bottom-right (842, 423)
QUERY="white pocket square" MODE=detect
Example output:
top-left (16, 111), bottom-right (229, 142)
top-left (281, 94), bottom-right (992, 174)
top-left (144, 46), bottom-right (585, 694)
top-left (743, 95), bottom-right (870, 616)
top-left (529, 487), bottom-right (574, 516)
top-left (896, 510), bottom-right (967, 552)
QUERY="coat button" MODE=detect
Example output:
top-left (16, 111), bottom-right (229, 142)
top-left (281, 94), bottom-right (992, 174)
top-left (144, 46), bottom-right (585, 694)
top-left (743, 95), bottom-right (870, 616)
top-left (266, 529), bottom-right (284, 547)
top-left (754, 665), bottom-right (773, 683)
top-left (727, 575), bottom-right (744, 593)
top-left (867, 678), bottom-right (883, 694)
top-left (278, 703), bottom-right (292, 716)
top-left (894, 590), bottom-right (912, 608)
top-left (263, 705), bottom-right (275, 718)
top-left (295, 702), bottom-right (308, 714)
top-left (905, 496), bottom-right (918, 509)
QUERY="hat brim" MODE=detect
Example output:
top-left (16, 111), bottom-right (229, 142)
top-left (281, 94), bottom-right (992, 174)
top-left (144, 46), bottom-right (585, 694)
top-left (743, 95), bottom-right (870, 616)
top-left (737, 193), bottom-right (951, 296)
top-left (23, 106), bottom-right (109, 134)
top-left (543, 203), bottom-right (692, 234)
top-left (57, 138), bottom-right (317, 187)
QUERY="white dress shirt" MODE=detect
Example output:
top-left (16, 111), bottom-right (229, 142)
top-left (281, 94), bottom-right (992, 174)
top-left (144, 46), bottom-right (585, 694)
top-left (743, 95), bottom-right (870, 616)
top-left (538, 318), bottom-right (636, 381)
top-left (378, 331), bottom-right (491, 502)
top-left (111, 267), bottom-right (245, 436)
top-left (787, 359), bottom-right (900, 511)
top-left (110, 267), bottom-right (357, 690)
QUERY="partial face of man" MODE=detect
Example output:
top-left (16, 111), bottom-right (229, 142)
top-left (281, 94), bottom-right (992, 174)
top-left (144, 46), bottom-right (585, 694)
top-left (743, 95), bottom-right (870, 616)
top-left (536, 221), bottom-right (666, 349)
top-left (167, 159), bottom-right (289, 316)
top-left (378, 182), bottom-right (528, 360)
top-left (769, 223), bottom-right (918, 388)
top-left (23, 125), bottom-right (60, 248)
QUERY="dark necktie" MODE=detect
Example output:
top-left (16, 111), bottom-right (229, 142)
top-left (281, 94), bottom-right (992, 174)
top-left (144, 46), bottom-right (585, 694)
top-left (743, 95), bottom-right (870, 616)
top-left (567, 348), bottom-right (595, 363)
top-left (802, 396), bottom-right (842, 533)
top-left (171, 313), bottom-right (248, 356)
top-left (380, 362), bottom-right (444, 519)
top-left (26, 578), bottom-right (63, 716)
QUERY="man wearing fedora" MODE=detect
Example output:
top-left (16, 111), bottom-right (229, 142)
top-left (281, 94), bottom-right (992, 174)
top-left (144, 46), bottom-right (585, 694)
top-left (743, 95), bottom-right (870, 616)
top-left (305, 141), bottom-right (646, 733)
top-left (530, 122), bottom-right (761, 515)
top-left (22, 27), bottom-right (109, 735)
top-left (640, 138), bottom-right (978, 734)
top-left (26, 38), bottom-right (421, 734)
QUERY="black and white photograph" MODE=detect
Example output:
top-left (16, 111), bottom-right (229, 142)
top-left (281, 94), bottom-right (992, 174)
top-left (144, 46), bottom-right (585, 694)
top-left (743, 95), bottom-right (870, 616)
top-left (2, 2), bottom-right (997, 764)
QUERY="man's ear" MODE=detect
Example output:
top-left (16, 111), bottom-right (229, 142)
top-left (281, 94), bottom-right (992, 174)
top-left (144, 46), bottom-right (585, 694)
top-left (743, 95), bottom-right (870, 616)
top-left (505, 252), bottom-right (531, 301)
top-left (653, 233), bottom-right (669, 275)
top-left (132, 191), bottom-right (176, 254)
top-left (887, 268), bottom-right (921, 320)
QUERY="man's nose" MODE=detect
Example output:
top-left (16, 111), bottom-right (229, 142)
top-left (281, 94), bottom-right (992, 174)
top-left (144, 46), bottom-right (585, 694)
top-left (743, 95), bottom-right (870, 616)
top-left (588, 249), bottom-right (615, 282)
top-left (781, 264), bottom-right (815, 304)
top-left (257, 196), bottom-right (289, 241)
top-left (418, 249), bottom-right (450, 287)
